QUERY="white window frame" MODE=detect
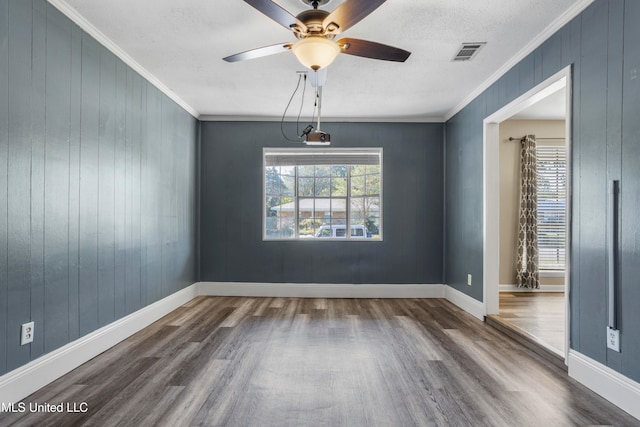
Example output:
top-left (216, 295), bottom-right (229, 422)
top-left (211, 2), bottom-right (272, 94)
top-left (263, 147), bottom-right (383, 241)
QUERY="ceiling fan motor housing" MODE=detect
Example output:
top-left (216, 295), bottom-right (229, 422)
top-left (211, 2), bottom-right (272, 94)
top-left (293, 9), bottom-right (337, 39)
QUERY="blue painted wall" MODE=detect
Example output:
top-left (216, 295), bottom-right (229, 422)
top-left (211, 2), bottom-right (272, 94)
top-left (3, 0), bottom-right (638, 390)
top-left (445, 0), bottom-right (640, 382)
top-left (199, 121), bottom-right (444, 284)
top-left (0, 0), bottom-right (198, 376)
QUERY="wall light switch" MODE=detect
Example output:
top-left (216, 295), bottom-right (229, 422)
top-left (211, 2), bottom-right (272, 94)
top-left (467, 274), bottom-right (472, 286)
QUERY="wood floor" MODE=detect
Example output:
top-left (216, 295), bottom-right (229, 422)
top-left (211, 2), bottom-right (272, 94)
top-left (495, 292), bottom-right (565, 356)
top-left (1, 297), bottom-right (638, 427)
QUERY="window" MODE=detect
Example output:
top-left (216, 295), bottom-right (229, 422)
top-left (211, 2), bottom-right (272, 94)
top-left (264, 148), bottom-right (382, 240)
top-left (536, 145), bottom-right (567, 271)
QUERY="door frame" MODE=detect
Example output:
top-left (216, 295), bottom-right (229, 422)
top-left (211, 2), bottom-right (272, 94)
top-left (482, 65), bottom-right (572, 362)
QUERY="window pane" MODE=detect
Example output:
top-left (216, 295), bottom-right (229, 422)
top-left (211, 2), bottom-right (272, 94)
top-left (299, 217), bottom-right (321, 237)
top-left (298, 165), bottom-right (315, 177)
top-left (298, 198), bottom-right (320, 237)
top-left (265, 216), bottom-right (279, 238)
top-left (350, 165), bottom-right (367, 176)
top-left (266, 196), bottom-right (282, 217)
top-left (367, 165), bottom-right (380, 175)
top-left (298, 198), bottom-right (314, 219)
top-left (265, 167), bottom-right (282, 195)
top-left (281, 175), bottom-right (295, 197)
top-left (365, 197), bottom-right (381, 219)
top-left (280, 165), bottom-right (295, 176)
top-left (330, 198), bottom-right (347, 226)
top-left (315, 178), bottom-right (331, 197)
top-left (331, 177), bottom-right (347, 197)
top-left (281, 217), bottom-right (295, 238)
top-left (332, 165), bottom-right (347, 177)
top-left (317, 227), bottom-right (332, 238)
top-left (366, 174), bottom-right (380, 195)
top-left (350, 197), bottom-right (365, 223)
top-left (315, 165), bottom-right (331, 177)
top-left (364, 214), bottom-right (380, 237)
top-left (298, 177), bottom-right (314, 197)
top-left (351, 175), bottom-right (365, 196)
top-left (312, 198), bottom-right (330, 223)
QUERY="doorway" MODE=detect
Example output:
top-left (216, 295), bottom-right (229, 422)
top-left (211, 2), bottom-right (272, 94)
top-left (483, 66), bottom-right (572, 362)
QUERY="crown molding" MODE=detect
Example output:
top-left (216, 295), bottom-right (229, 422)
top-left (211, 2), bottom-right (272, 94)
top-left (197, 115), bottom-right (445, 123)
top-left (444, 0), bottom-right (594, 121)
top-left (47, 0), bottom-right (199, 119)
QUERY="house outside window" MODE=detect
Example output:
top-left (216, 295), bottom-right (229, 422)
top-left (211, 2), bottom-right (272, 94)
top-left (264, 148), bottom-right (382, 240)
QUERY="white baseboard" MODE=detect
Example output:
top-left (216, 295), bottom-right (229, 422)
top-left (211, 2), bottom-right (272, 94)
top-left (444, 286), bottom-right (485, 321)
top-left (499, 284), bottom-right (565, 292)
top-left (6, 281), bottom-right (638, 424)
top-left (0, 282), bottom-right (446, 405)
top-left (568, 350), bottom-right (640, 420)
top-left (196, 282), bottom-right (446, 299)
top-left (0, 284), bottom-right (198, 405)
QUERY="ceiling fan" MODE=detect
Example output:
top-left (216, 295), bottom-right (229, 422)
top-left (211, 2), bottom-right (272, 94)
top-left (223, 0), bottom-right (411, 70)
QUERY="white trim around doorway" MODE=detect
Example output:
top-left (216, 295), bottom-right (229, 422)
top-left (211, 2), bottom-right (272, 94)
top-left (482, 65), bottom-right (573, 363)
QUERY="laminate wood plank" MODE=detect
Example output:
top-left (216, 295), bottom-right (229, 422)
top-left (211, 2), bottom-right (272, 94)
top-left (495, 292), bottom-right (565, 356)
top-left (2, 297), bottom-right (638, 427)
top-left (68, 357), bottom-right (162, 427)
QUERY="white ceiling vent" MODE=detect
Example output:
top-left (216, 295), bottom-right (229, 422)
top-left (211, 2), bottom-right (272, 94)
top-left (452, 43), bottom-right (486, 62)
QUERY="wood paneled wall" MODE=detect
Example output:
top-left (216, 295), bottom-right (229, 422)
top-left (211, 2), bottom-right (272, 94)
top-left (445, 0), bottom-right (640, 382)
top-left (199, 121), bottom-right (444, 285)
top-left (0, 0), bottom-right (198, 376)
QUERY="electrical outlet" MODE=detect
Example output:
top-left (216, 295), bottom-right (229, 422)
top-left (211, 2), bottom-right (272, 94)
top-left (607, 327), bottom-right (620, 352)
top-left (21, 322), bottom-right (35, 345)
top-left (467, 274), bottom-right (472, 286)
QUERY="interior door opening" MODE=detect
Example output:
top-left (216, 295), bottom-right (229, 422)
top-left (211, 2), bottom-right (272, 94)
top-left (483, 66), bottom-right (572, 362)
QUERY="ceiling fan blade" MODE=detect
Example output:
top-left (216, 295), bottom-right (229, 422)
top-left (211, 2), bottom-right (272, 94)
top-left (223, 43), bottom-right (292, 62)
top-left (322, 0), bottom-right (386, 34)
top-left (338, 38), bottom-right (411, 62)
top-left (244, 0), bottom-right (307, 32)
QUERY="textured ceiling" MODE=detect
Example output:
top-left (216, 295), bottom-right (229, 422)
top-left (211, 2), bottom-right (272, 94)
top-left (52, 0), bottom-right (587, 121)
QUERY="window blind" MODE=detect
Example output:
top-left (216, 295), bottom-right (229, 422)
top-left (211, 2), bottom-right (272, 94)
top-left (536, 145), bottom-right (567, 271)
top-left (264, 148), bottom-right (381, 166)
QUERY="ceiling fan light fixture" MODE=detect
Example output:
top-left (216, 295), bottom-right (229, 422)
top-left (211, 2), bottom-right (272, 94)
top-left (291, 36), bottom-right (340, 71)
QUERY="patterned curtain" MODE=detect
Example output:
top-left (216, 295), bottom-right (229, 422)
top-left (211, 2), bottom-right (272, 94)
top-left (516, 135), bottom-right (540, 288)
